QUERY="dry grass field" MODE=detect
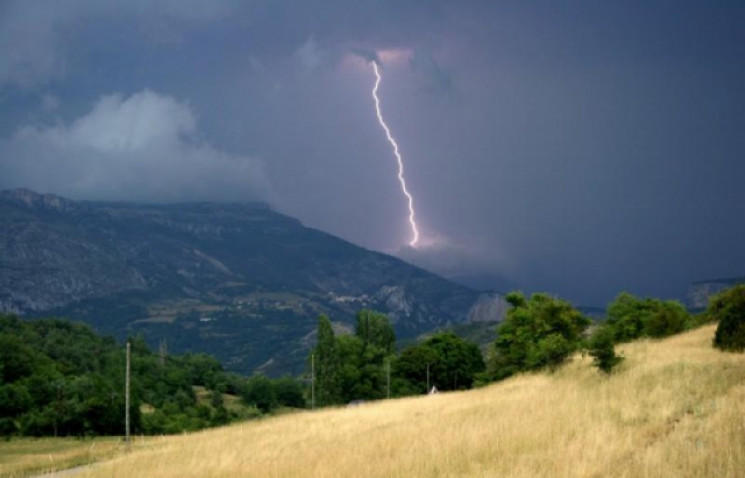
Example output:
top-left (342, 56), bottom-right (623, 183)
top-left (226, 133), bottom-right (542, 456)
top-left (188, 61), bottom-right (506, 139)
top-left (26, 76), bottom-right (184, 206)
top-left (0, 437), bottom-right (123, 477)
top-left (22, 324), bottom-right (745, 477)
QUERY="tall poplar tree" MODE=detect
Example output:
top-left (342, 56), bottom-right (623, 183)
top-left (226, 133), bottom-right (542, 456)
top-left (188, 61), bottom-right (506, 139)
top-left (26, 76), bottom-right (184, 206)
top-left (314, 315), bottom-right (342, 405)
top-left (355, 309), bottom-right (396, 354)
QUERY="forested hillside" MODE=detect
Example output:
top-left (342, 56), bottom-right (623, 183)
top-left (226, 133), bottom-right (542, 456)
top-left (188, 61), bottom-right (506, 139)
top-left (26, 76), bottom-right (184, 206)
top-left (0, 315), bottom-right (305, 437)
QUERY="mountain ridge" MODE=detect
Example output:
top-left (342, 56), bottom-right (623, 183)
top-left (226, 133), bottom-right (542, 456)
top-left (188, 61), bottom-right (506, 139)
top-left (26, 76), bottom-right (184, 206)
top-left (0, 188), bottom-right (506, 375)
top-left (688, 276), bottom-right (745, 309)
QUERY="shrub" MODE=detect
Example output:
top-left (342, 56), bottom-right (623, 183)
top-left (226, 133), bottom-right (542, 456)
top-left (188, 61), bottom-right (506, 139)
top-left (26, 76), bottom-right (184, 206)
top-left (711, 285), bottom-right (745, 352)
top-left (491, 292), bottom-right (590, 379)
top-left (606, 293), bottom-right (690, 341)
top-left (529, 334), bottom-right (573, 372)
top-left (241, 375), bottom-right (276, 413)
top-left (643, 301), bottom-right (688, 338)
top-left (588, 326), bottom-right (623, 374)
top-left (395, 332), bottom-right (484, 392)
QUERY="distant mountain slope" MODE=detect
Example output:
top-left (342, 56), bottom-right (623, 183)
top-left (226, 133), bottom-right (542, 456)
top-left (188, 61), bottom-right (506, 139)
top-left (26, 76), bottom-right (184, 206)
top-left (688, 276), bottom-right (745, 309)
top-left (0, 189), bottom-right (505, 375)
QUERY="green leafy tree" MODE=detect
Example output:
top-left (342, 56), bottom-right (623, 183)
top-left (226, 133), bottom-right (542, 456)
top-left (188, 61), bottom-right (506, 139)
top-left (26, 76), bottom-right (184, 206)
top-left (393, 343), bottom-right (439, 394)
top-left (529, 333), bottom-right (574, 371)
top-left (355, 310), bottom-right (396, 354)
top-left (336, 335), bottom-right (389, 402)
top-left (426, 332), bottom-right (485, 390)
top-left (492, 292), bottom-right (590, 379)
top-left (643, 301), bottom-right (688, 338)
top-left (183, 353), bottom-right (223, 389)
top-left (0, 314), bottom-right (263, 436)
top-left (313, 315), bottom-right (342, 406)
top-left (211, 405), bottom-right (229, 426)
top-left (210, 389), bottom-right (224, 408)
top-left (606, 293), bottom-right (689, 341)
top-left (588, 326), bottom-right (623, 373)
top-left (396, 332), bottom-right (484, 392)
top-left (711, 285), bottom-right (745, 352)
top-left (273, 376), bottom-right (306, 408)
top-left (242, 375), bottom-right (276, 413)
top-left (606, 292), bottom-right (648, 341)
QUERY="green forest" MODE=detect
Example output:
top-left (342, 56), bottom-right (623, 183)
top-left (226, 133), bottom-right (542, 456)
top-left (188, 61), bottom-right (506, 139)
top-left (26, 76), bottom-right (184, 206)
top-left (310, 288), bottom-right (731, 405)
top-left (0, 315), bottom-right (304, 437)
top-left (2, 285), bottom-right (742, 438)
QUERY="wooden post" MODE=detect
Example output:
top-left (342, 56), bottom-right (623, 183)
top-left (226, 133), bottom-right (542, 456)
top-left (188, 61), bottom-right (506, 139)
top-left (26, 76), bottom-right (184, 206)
top-left (426, 363), bottom-right (430, 394)
top-left (386, 359), bottom-right (391, 399)
top-left (125, 341), bottom-right (130, 446)
top-left (311, 353), bottom-right (315, 410)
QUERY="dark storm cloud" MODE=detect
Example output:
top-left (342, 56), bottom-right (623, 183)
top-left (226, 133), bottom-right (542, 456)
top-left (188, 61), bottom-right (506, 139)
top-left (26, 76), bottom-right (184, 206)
top-left (408, 50), bottom-right (452, 93)
top-left (350, 48), bottom-right (380, 65)
top-left (0, 0), bottom-right (238, 88)
top-left (0, 1), bottom-right (743, 305)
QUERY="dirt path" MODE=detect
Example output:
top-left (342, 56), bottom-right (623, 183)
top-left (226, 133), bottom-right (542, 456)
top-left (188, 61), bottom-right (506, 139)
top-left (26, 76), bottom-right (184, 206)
top-left (32, 464), bottom-right (92, 478)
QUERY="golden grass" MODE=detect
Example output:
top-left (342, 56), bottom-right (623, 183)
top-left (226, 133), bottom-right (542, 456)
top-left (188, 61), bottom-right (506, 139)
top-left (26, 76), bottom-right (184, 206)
top-left (0, 437), bottom-right (123, 477)
top-left (69, 325), bottom-right (745, 477)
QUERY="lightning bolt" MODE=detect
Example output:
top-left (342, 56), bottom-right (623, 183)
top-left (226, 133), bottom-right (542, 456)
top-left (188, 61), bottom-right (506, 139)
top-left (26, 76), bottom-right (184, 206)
top-left (371, 60), bottom-right (420, 248)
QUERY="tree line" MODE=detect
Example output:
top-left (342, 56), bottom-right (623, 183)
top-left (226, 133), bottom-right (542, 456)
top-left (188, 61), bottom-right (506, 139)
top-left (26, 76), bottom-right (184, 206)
top-left (2, 284), bottom-right (742, 436)
top-left (0, 315), bottom-right (305, 437)
top-left (311, 286), bottom-right (744, 405)
top-left (312, 310), bottom-right (485, 407)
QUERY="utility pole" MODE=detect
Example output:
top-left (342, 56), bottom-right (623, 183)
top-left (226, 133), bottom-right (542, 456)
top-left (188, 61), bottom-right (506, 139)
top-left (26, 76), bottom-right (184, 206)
top-left (125, 341), bottom-right (130, 447)
top-left (426, 363), bottom-right (430, 394)
top-left (311, 353), bottom-right (315, 410)
top-left (386, 359), bottom-right (391, 399)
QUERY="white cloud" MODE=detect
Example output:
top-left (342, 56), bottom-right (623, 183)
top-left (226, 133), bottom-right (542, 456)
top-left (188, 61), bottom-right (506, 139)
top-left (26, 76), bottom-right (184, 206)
top-left (54, 90), bottom-right (197, 153)
top-left (1, 89), bottom-right (274, 203)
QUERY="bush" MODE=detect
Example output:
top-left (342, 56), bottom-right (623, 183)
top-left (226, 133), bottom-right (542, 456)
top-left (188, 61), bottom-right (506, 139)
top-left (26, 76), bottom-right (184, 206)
top-left (711, 285), bottom-right (745, 352)
top-left (491, 292), bottom-right (590, 379)
top-left (606, 293), bottom-right (690, 341)
top-left (395, 332), bottom-right (485, 392)
top-left (529, 334), bottom-right (573, 372)
top-left (643, 301), bottom-right (688, 338)
top-left (588, 326), bottom-right (623, 374)
top-left (273, 376), bottom-right (306, 408)
top-left (241, 375), bottom-right (276, 413)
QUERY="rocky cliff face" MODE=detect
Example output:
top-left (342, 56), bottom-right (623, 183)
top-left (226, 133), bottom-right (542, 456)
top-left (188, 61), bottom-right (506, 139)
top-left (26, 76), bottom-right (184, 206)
top-left (687, 277), bottom-right (745, 309)
top-left (0, 190), bottom-right (147, 313)
top-left (467, 292), bottom-right (509, 323)
top-left (0, 189), bottom-right (506, 375)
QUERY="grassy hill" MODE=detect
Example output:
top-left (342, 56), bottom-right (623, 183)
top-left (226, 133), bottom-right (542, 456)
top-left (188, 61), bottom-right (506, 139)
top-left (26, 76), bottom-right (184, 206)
top-left (56, 324), bottom-right (744, 477)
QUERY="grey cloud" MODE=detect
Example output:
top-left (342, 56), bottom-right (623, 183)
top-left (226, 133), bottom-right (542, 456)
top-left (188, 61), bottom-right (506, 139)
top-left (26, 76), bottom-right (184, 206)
top-left (295, 36), bottom-right (326, 70)
top-left (350, 48), bottom-right (380, 64)
top-left (0, 2), bottom-right (69, 88)
top-left (409, 50), bottom-right (452, 93)
top-left (0, 2), bottom-right (743, 306)
top-left (0, 89), bottom-right (273, 203)
top-left (0, 0), bottom-right (239, 88)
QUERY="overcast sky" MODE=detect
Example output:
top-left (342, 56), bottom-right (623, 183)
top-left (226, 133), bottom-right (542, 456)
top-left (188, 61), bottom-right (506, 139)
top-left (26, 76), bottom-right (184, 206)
top-left (1, 1), bottom-right (743, 305)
